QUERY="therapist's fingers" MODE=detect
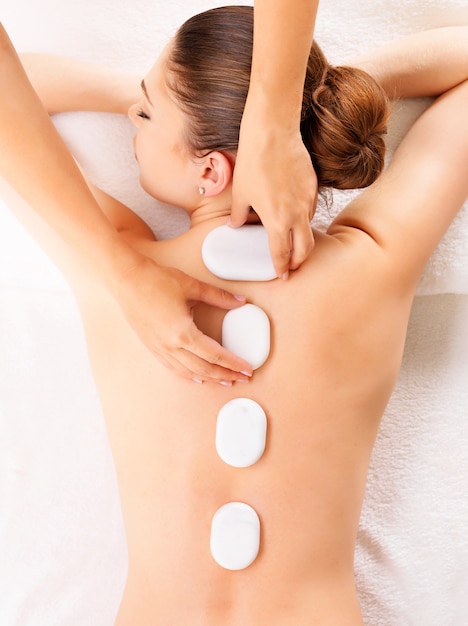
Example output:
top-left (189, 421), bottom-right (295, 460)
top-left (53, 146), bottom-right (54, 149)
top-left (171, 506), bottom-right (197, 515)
top-left (229, 197), bottom-right (251, 228)
top-left (289, 218), bottom-right (315, 271)
top-left (187, 276), bottom-right (247, 313)
top-left (112, 259), bottom-right (253, 383)
top-left (174, 324), bottom-right (253, 383)
top-left (158, 272), bottom-right (253, 381)
top-left (265, 224), bottom-right (293, 279)
top-left (156, 343), bottom-right (251, 385)
top-left (149, 320), bottom-right (253, 384)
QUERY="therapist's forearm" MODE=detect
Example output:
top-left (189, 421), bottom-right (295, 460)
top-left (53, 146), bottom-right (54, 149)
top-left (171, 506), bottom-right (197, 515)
top-left (0, 24), bottom-right (140, 283)
top-left (249, 0), bottom-right (319, 122)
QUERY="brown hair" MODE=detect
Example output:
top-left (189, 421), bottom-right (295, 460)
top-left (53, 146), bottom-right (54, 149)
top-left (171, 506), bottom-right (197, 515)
top-left (166, 5), bottom-right (389, 190)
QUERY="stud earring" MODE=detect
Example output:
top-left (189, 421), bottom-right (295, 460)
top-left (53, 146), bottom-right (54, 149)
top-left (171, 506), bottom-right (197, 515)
top-left (198, 186), bottom-right (206, 195)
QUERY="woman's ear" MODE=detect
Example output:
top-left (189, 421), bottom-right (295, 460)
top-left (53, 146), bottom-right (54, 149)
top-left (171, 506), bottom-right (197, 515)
top-left (199, 151), bottom-right (234, 197)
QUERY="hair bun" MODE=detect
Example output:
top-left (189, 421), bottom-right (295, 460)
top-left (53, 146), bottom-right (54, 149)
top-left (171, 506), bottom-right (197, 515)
top-left (301, 65), bottom-right (389, 190)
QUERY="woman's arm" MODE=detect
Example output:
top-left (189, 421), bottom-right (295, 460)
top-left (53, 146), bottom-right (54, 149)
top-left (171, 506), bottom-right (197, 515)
top-left (330, 25), bottom-right (468, 281)
top-left (17, 53), bottom-right (155, 238)
top-left (0, 23), bottom-right (252, 384)
top-left (19, 53), bottom-right (139, 114)
top-left (231, 0), bottom-right (320, 279)
top-left (330, 76), bottom-right (468, 289)
top-left (329, 25), bottom-right (468, 281)
top-left (351, 26), bottom-right (468, 100)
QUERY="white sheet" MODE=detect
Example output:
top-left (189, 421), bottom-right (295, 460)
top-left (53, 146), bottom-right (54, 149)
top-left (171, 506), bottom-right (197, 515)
top-left (1, 1), bottom-right (468, 624)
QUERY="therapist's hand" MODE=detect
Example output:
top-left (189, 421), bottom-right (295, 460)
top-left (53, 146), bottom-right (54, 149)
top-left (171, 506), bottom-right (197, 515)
top-left (231, 110), bottom-right (318, 279)
top-left (112, 254), bottom-right (253, 383)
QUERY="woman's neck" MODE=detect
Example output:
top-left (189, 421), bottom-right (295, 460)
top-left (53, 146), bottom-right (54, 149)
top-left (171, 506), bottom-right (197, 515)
top-left (189, 193), bottom-right (262, 230)
top-left (189, 194), bottom-right (231, 228)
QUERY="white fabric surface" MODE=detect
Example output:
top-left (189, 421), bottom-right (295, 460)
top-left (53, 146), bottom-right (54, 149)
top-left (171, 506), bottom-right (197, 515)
top-left (1, 1), bottom-right (467, 624)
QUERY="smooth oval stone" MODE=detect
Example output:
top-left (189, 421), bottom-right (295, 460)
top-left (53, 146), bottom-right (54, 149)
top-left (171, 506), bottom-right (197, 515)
top-left (222, 304), bottom-right (270, 370)
top-left (202, 225), bottom-right (276, 281)
top-left (216, 398), bottom-right (267, 468)
top-left (210, 502), bottom-right (260, 570)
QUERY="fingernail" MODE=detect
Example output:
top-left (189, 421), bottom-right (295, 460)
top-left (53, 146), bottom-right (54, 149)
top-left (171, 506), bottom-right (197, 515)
top-left (240, 370), bottom-right (252, 377)
top-left (219, 380), bottom-right (233, 387)
top-left (282, 271), bottom-right (289, 281)
top-left (192, 377), bottom-right (203, 384)
top-left (234, 294), bottom-right (246, 302)
top-left (236, 378), bottom-right (249, 384)
top-left (226, 216), bottom-right (231, 226)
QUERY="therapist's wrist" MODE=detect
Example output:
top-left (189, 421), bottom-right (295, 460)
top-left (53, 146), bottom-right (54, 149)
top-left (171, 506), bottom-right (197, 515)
top-left (240, 96), bottom-right (304, 155)
top-left (78, 228), bottom-right (146, 292)
top-left (242, 83), bottom-right (303, 131)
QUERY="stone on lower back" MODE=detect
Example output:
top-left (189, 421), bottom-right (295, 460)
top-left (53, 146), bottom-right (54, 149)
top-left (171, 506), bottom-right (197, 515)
top-left (210, 502), bottom-right (260, 570)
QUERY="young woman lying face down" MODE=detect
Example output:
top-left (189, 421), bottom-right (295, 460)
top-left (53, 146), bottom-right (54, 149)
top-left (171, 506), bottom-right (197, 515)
top-left (129, 7), bottom-right (387, 214)
top-left (1, 6), bottom-right (468, 625)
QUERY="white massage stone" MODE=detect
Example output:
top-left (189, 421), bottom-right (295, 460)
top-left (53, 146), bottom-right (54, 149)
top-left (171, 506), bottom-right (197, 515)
top-left (222, 304), bottom-right (270, 370)
top-left (202, 225), bottom-right (276, 281)
top-left (216, 398), bottom-right (267, 468)
top-left (210, 502), bottom-right (260, 570)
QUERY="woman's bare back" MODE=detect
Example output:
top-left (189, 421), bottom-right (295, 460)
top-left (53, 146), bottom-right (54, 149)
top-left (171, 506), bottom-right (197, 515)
top-left (71, 219), bottom-right (413, 625)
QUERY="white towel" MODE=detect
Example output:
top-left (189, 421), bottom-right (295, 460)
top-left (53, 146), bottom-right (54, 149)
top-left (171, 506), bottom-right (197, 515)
top-left (0, 284), bottom-right (127, 626)
top-left (355, 294), bottom-right (468, 625)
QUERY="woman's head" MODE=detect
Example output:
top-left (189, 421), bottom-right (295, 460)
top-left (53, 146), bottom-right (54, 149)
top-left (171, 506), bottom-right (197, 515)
top-left (164, 5), bottom-right (389, 191)
top-left (128, 44), bottom-right (209, 210)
